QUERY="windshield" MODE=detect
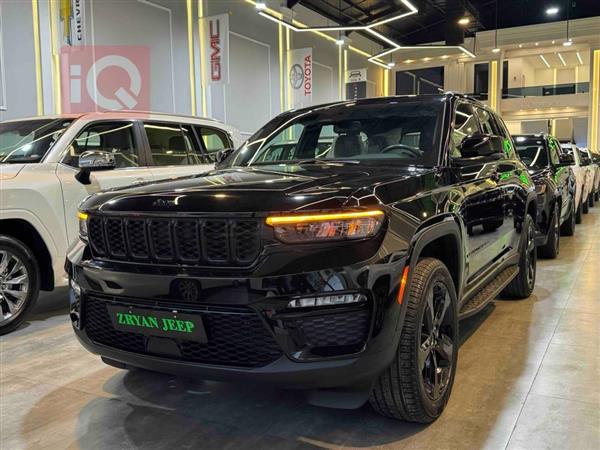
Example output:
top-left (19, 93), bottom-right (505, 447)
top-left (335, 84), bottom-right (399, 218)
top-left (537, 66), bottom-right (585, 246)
top-left (0, 119), bottom-right (73, 163)
top-left (514, 136), bottom-right (549, 170)
top-left (228, 101), bottom-right (444, 167)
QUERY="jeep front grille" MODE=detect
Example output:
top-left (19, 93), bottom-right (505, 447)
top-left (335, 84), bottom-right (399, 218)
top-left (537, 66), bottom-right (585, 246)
top-left (88, 215), bottom-right (261, 267)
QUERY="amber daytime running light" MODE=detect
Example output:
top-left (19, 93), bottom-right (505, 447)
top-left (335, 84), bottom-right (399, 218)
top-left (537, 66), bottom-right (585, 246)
top-left (77, 211), bottom-right (89, 239)
top-left (266, 210), bottom-right (385, 243)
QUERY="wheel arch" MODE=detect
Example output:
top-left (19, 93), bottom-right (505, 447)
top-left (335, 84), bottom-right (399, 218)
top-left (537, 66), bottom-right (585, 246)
top-left (0, 219), bottom-right (54, 291)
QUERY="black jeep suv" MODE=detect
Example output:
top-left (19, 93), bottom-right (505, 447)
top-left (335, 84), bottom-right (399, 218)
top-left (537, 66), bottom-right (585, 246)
top-left (67, 94), bottom-right (537, 423)
top-left (514, 134), bottom-right (577, 257)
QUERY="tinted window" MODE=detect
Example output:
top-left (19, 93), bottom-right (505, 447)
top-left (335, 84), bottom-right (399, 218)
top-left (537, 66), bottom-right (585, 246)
top-left (514, 136), bottom-right (549, 170)
top-left (548, 138), bottom-right (561, 165)
top-left (235, 102), bottom-right (443, 167)
top-left (64, 122), bottom-right (139, 168)
top-left (0, 119), bottom-right (72, 163)
top-left (450, 103), bottom-right (480, 158)
top-left (145, 123), bottom-right (201, 166)
top-left (197, 127), bottom-right (230, 162)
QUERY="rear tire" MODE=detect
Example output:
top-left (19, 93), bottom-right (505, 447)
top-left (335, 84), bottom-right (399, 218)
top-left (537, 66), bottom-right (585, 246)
top-left (560, 197), bottom-right (576, 236)
top-left (370, 258), bottom-right (458, 423)
top-left (583, 195), bottom-right (589, 214)
top-left (575, 202), bottom-right (582, 224)
top-left (502, 215), bottom-right (536, 299)
top-left (0, 235), bottom-right (40, 336)
top-left (590, 192), bottom-right (595, 207)
top-left (539, 207), bottom-right (559, 259)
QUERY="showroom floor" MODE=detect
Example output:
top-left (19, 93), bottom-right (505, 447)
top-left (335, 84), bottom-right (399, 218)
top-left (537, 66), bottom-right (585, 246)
top-left (1, 211), bottom-right (599, 450)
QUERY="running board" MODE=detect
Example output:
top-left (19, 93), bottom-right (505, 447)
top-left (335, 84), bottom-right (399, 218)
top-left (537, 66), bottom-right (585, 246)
top-left (458, 265), bottom-right (519, 320)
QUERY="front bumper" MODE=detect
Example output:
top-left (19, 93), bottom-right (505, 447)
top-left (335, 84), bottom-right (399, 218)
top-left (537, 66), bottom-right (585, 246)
top-left (66, 240), bottom-right (407, 389)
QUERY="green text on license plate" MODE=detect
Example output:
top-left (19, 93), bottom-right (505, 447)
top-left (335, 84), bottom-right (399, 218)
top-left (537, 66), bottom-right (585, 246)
top-left (107, 305), bottom-right (208, 342)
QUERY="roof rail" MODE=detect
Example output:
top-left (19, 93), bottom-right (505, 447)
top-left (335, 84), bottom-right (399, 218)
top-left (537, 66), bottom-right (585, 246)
top-left (90, 110), bottom-right (224, 124)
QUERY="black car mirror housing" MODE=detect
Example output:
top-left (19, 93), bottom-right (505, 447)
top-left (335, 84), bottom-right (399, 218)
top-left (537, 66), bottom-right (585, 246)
top-left (459, 134), bottom-right (504, 159)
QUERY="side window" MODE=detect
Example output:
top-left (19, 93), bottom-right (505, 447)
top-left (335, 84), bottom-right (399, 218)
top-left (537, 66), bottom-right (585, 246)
top-left (197, 127), bottom-right (231, 162)
top-left (144, 123), bottom-right (201, 166)
top-left (450, 103), bottom-right (480, 158)
top-left (548, 139), bottom-right (561, 165)
top-left (63, 122), bottom-right (139, 168)
top-left (252, 123), bottom-right (305, 163)
top-left (475, 107), bottom-right (500, 136)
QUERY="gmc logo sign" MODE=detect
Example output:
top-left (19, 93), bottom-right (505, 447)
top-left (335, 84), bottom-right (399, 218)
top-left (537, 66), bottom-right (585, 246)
top-left (209, 19), bottom-right (221, 81)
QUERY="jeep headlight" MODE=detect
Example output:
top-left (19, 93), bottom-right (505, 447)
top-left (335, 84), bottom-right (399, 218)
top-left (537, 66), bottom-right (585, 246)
top-left (77, 211), bottom-right (89, 240)
top-left (266, 210), bottom-right (384, 243)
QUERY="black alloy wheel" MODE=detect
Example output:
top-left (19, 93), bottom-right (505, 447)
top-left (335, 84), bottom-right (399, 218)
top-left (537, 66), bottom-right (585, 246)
top-left (502, 214), bottom-right (536, 299)
top-left (539, 207), bottom-right (559, 258)
top-left (370, 258), bottom-right (458, 423)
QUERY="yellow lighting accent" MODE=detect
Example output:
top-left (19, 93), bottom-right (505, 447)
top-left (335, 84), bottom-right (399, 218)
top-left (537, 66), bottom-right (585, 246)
top-left (553, 68), bottom-right (557, 87)
top-left (338, 46), bottom-right (343, 100)
top-left (198, 0), bottom-right (207, 116)
top-left (278, 23), bottom-right (285, 112)
top-left (591, 50), bottom-right (600, 151)
top-left (266, 210), bottom-right (384, 226)
top-left (31, 0), bottom-right (43, 115)
top-left (286, 27), bottom-right (292, 110)
top-left (77, 211), bottom-right (89, 221)
top-left (343, 49), bottom-right (348, 100)
top-left (49, 0), bottom-right (61, 114)
top-left (383, 69), bottom-right (389, 96)
top-left (186, 0), bottom-right (196, 116)
top-left (489, 60), bottom-right (498, 111)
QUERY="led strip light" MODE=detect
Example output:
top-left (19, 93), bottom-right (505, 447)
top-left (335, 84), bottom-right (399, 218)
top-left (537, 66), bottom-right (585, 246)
top-left (255, 0), bottom-right (475, 69)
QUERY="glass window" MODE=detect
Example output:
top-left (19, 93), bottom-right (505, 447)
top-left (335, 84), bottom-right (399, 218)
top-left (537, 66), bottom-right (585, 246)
top-left (548, 138), bottom-right (561, 165)
top-left (242, 102), bottom-right (443, 167)
top-left (475, 107), bottom-right (499, 136)
top-left (145, 123), bottom-right (200, 166)
top-left (197, 127), bottom-right (230, 162)
top-left (63, 122), bottom-right (138, 168)
top-left (514, 136), bottom-right (549, 170)
top-left (450, 103), bottom-right (480, 158)
top-left (0, 119), bottom-right (72, 163)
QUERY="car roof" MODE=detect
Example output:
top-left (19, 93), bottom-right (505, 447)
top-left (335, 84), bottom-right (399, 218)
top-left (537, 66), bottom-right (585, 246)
top-left (1, 111), bottom-right (228, 127)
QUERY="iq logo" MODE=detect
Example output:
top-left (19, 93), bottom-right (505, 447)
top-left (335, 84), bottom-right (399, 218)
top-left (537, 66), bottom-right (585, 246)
top-left (61, 46), bottom-right (150, 113)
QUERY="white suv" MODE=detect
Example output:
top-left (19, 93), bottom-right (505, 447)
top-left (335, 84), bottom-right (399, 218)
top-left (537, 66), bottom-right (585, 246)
top-left (0, 112), bottom-right (242, 333)
top-left (560, 142), bottom-right (595, 222)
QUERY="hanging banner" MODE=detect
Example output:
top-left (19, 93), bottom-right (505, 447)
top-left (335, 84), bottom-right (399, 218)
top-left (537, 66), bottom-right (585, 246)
top-left (59, 0), bottom-right (85, 46)
top-left (288, 48), bottom-right (312, 109)
top-left (202, 13), bottom-right (229, 85)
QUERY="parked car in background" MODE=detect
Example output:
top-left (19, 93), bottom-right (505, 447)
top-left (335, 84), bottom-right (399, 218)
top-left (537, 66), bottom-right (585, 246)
top-left (515, 134), bottom-right (576, 257)
top-left (559, 141), bottom-right (594, 222)
top-left (68, 94), bottom-right (538, 423)
top-left (579, 147), bottom-right (600, 206)
top-left (0, 112), bottom-right (242, 334)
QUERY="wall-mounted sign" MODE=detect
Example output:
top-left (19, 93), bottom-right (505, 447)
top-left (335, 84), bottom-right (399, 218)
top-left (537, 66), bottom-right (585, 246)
top-left (346, 68), bottom-right (367, 83)
top-left (60, 0), bottom-right (85, 46)
top-left (288, 47), bottom-right (312, 109)
top-left (202, 13), bottom-right (229, 85)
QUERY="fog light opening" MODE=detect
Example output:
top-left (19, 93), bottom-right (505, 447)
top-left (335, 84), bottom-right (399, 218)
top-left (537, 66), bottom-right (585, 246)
top-left (288, 293), bottom-right (366, 309)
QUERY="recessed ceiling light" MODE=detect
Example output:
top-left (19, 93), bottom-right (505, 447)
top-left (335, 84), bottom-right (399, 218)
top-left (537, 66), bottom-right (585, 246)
top-left (551, 40), bottom-right (556, 44)
top-left (387, 62), bottom-right (396, 68)
top-left (404, 59), bottom-right (414, 63)
top-left (563, 39), bottom-right (573, 47)
top-left (519, 44), bottom-right (523, 48)
top-left (546, 6), bottom-right (559, 15)
top-left (540, 54), bottom-right (551, 68)
top-left (422, 57), bottom-right (432, 61)
top-left (441, 54), bottom-right (449, 59)
top-left (492, 47), bottom-right (500, 53)
top-left (255, 0), bottom-right (267, 10)
top-left (558, 52), bottom-right (567, 66)
top-left (535, 42), bottom-right (539, 46)
top-left (458, 17), bottom-right (470, 25)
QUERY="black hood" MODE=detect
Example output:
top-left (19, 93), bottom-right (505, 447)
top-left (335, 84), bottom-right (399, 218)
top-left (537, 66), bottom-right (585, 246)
top-left (81, 162), bottom-right (434, 214)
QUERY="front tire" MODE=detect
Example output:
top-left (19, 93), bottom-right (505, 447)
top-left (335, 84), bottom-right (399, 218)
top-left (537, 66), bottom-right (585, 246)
top-left (560, 197), bottom-right (576, 236)
top-left (0, 236), bottom-right (40, 335)
top-left (370, 258), bottom-right (458, 423)
top-left (502, 214), bottom-right (536, 299)
top-left (576, 201), bottom-right (583, 224)
top-left (539, 207), bottom-right (559, 259)
top-left (589, 192), bottom-right (595, 207)
top-left (583, 194), bottom-right (589, 213)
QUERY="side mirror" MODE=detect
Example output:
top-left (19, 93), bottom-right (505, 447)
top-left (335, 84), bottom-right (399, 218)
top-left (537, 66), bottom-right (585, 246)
top-left (458, 134), bottom-right (504, 159)
top-left (557, 153), bottom-right (575, 166)
top-left (75, 150), bottom-right (116, 185)
top-left (215, 148), bottom-right (234, 166)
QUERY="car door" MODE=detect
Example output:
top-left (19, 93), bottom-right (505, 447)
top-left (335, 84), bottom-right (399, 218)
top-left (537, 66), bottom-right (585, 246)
top-left (142, 121), bottom-right (214, 182)
top-left (548, 137), bottom-right (571, 224)
top-left (56, 120), bottom-right (154, 244)
top-left (449, 102), bottom-right (512, 282)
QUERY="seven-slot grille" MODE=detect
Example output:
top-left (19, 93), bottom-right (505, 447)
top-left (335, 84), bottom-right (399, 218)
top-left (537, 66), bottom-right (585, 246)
top-left (88, 215), bottom-right (261, 266)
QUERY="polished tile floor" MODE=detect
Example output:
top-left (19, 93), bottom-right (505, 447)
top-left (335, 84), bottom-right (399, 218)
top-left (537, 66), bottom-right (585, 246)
top-left (1, 209), bottom-right (599, 450)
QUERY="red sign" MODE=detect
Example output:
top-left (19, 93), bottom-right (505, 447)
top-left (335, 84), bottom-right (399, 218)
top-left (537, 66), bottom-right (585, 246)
top-left (209, 19), bottom-right (222, 82)
top-left (60, 46), bottom-right (150, 113)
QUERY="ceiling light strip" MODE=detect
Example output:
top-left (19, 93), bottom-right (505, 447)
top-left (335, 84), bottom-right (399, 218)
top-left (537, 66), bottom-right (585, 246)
top-left (540, 55), bottom-right (551, 68)
top-left (576, 52), bottom-right (583, 65)
top-left (558, 53), bottom-right (567, 66)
